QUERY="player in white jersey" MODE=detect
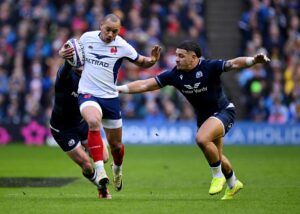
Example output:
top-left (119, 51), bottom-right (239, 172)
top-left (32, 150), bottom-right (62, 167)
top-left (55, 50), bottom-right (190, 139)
top-left (60, 14), bottom-right (161, 198)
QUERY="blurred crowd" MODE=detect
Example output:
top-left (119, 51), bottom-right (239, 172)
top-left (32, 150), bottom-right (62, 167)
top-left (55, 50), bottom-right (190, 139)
top-left (238, 0), bottom-right (300, 123)
top-left (0, 0), bottom-right (206, 125)
top-left (0, 0), bottom-right (298, 125)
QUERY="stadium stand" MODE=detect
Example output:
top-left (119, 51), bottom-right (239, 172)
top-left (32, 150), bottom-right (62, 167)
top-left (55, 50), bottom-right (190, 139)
top-left (0, 0), bottom-right (298, 126)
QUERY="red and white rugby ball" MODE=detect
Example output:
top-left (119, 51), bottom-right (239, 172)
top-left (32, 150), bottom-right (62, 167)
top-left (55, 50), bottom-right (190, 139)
top-left (65, 38), bottom-right (85, 68)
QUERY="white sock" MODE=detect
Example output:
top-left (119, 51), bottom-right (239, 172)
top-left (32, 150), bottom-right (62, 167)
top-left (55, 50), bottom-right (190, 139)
top-left (227, 171), bottom-right (237, 189)
top-left (94, 161), bottom-right (104, 171)
top-left (210, 163), bottom-right (223, 178)
top-left (113, 163), bottom-right (122, 174)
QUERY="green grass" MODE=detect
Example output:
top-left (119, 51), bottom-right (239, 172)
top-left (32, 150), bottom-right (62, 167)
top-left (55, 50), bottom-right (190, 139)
top-left (0, 144), bottom-right (300, 214)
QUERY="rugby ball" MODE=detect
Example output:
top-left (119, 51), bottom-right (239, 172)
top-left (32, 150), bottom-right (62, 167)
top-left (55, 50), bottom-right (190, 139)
top-left (65, 38), bottom-right (85, 68)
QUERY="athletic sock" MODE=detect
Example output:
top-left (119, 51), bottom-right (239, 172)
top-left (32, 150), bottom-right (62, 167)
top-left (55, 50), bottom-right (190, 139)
top-left (83, 169), bottom-right (103, 189)
top-left (83, 170), bottom-right (96, 180)
top-left (113, 163), bottom-right (122, 174)
top-left (111, 144), bottom-right (125, 167)
top-left (224, 170), bottom-right (237, 189)
top-left (209, 160), bottom-right (223, 178)
top-left (94, 160), bottom-right (104, 171)
top-left (88, 130), bottom-right (104, 162)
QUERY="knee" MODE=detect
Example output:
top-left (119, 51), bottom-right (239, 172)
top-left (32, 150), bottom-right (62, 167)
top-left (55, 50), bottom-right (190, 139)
top-left (86, 117), bottom-right (100, 130)
top-left (110, 142), bottom-right (122, 151)
top-left (195, 135), bottom-right (210, 149)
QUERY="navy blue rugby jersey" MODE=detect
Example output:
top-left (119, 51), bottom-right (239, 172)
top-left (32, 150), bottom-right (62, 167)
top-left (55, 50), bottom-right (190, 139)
top-left (50, 62), bottom-right (84, 130)
top-left (155, 59), bottom-right (231, 116)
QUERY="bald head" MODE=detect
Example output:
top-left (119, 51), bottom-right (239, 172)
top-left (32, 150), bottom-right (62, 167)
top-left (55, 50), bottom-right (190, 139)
top-left (103, 14), bottom-right (121, 24)
top-left (100, 14), bottom-right (121, 43)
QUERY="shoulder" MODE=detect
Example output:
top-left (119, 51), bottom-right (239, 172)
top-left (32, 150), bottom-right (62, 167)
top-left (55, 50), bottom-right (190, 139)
top-left (80, 31), bottom-right (100, 41)
top-left (200, 58), bottom-right (226, 71)
top-left (156, 68), bottom-right (177, 86)
top-left (113, 35), bottom-right (133, 47)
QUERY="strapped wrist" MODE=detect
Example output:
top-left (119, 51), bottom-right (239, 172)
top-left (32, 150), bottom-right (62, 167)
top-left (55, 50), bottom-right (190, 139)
top-left (117, 85), bottom-right (129, 93)
top-left (245, 57), bottom-right (255, 66)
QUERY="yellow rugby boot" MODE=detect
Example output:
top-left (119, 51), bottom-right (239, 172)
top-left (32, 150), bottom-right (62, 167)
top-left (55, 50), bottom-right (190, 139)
top-left (208, 176), bottom-right (226, 195)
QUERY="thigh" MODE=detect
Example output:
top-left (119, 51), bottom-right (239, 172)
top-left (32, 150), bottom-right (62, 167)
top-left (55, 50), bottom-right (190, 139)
top-left (78, 94), bottom-right (103, 122)
top-left (196, 117), bottom-right (224, 142)
top-left (213, 107), bottom-right (236, 136)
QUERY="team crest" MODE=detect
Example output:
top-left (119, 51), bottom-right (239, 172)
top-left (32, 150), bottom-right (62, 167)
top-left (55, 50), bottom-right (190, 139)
top-left (180, 75), bottom-right (183, 80)
top-left (110, 46), bottom-right (117, 54)
top-left (196, 71), bottom-right (203, 78)
top-left (68, 139), bottom-right (75, 147)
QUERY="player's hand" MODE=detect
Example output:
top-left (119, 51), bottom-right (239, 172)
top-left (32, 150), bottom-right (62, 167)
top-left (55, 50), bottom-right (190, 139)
top-left (253, 53), bottom-right (270, 64)
top-left (150, 45), bottom-right (162, 63)
top-left (58, 43), bottom-right (74, 59)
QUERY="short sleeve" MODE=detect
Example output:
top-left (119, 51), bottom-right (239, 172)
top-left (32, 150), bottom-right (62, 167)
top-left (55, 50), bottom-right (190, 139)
top-left (206, 59), bottom-right (226, 75)
top-left (155, 70), bottom-right (173, 88)
top-left (123, 41), bottom-right (139, 62)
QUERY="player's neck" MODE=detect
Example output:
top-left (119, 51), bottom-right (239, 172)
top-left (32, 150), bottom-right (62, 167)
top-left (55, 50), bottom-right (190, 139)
top-left (186, 59), bottom-right (200, 72)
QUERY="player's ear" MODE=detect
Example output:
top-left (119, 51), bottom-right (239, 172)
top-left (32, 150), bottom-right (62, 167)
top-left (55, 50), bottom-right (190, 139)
top-left (192, 53), bottom-right (198, 60)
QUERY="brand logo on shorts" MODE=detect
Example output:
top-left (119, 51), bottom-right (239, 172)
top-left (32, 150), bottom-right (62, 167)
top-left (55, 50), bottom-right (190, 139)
top-left (68, 139), bottom-right (75, 147)
top-left (83, 94), bottom-right (92, 99)
top-left (228, 123), bottom-right (233, 129)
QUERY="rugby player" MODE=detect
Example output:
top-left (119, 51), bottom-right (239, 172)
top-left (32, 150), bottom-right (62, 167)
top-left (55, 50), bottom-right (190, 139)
top-left (61, 14), bottom-right (161, 194)
top-left (50, 44), bottom-right (110, 199)
top-left (117, 40), bottom-right (270, 200)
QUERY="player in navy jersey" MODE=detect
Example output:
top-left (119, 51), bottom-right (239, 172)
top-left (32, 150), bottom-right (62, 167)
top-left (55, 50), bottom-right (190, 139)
top-left (60, 13), bottom-right (161, 194)
top-left (50, 44), bottom-right (111, 199)
top-left (117, 40), bottom-right (270, 200)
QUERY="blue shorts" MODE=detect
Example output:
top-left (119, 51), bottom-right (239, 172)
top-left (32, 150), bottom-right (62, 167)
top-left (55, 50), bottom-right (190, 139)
top-left (50, 121), bottom-right (88, 152)
top-left (78, 94), bottom-right (122, 129)
top-left (197, 106), bottom-right (236, 135)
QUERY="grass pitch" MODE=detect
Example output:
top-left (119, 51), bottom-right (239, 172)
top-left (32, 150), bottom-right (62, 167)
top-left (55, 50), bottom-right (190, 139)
top-left (0, 144), bottom-right (300, 214)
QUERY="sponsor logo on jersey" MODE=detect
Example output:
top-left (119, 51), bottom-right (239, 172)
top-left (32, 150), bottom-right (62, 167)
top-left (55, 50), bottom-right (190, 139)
top-left (181, 83), bottom-right (207, 94)
top-left (86, 53), bottom-right (110, 67)
top-left (196, 71), bottom-right (203, 78)
top-left (68, 139), bottom-right (75, 147)
top-left (183, 82), bottom-right (201, 89)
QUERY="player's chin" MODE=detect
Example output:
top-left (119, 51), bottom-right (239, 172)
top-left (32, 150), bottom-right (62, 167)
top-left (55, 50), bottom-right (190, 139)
top-left (105, 38), bottom-right (113, 43)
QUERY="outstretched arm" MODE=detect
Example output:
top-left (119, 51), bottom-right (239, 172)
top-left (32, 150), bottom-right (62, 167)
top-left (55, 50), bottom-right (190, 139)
top-left (134, 45), bottom-right (161, 68)
top-left (117, 78), bottom-right (160, 94)
top-left (224, 53), bottom-right (270, 72)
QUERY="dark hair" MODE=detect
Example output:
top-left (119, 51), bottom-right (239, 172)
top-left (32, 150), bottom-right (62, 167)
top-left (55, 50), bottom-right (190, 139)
top-left (177, 40), bottom-right (202, 58)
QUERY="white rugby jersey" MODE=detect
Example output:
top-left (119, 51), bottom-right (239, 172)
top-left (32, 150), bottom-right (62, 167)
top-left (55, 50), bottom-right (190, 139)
top-left (78, 31), bottom-right (139, 98)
